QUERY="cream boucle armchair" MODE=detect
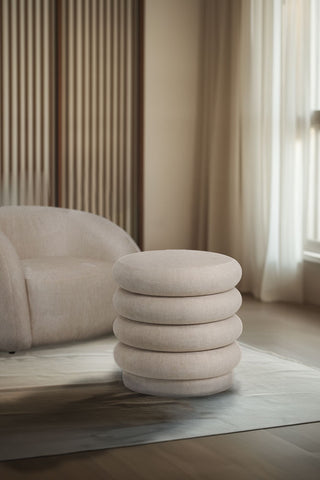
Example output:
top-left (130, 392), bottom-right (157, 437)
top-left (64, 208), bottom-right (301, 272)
top-left (0, 206), bottom-right (139, 352)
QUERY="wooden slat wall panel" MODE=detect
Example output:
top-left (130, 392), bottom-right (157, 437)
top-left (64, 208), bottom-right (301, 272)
top-left (0, 0), bottom-right (141, 242)
top-left (0, 0), bottom-right (56, 206)
top-left (60, 0), bottom-right (140, 239)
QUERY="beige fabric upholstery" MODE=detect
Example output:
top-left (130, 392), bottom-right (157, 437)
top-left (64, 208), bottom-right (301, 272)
top-left (0, 206), bottom-right (139, 351)
top-left (112, 249), bottom-right (243, 397)
top-left (113, 287), bottom-right (242, 325)
top-left (122, 372), bottom-right (233, 397)
top-left (0, 232), bottom-right (32, 352)
top-left (114, 341), bottom-right (241, 380)
top-left (113, 249), bottom-right (242, 296)
top-left (23, 257), bottom-right (117, 346)
top-left (113, 315), bottom-right (243, 352)
top-left (0, 206), bottom-right (138, 261)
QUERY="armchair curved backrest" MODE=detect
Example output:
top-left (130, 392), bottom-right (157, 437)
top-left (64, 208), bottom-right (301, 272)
top-left (0, 206), bottom-right (139, 261)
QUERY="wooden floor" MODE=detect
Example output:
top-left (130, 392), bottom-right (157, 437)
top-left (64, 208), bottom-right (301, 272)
top-left (1, 296), bottom-right (320, 480)
top-left (240, 296), bottom-right (320, 368)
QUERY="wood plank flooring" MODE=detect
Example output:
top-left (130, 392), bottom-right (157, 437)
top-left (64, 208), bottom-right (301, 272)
top-left (1, 296), bottom-right (319, 480)
top-left (239, 296), bottom-right (320, 368)
top-left (1, 423), bottom-right (319, 480)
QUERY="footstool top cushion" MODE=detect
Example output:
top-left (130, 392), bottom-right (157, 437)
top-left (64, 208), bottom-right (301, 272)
top-left (113, 249), bottom-right (242, 296)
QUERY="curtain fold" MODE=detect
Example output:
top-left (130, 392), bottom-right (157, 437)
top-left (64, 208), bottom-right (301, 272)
top-left (198, 0), bottom-right (311, 302)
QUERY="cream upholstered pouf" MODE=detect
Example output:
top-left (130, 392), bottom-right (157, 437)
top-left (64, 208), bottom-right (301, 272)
top-left (112, 250), bottom-right (243, 397)
top-left (113, 249), bottom-right (242, 296)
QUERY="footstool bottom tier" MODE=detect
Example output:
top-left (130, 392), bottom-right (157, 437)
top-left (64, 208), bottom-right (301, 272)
top-left (114, 341), bottom-right (241, 380)
top-left (122, 372), bottom-right (233, 397)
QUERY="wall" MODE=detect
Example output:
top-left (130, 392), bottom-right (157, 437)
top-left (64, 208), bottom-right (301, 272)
top-left (304, 260), bottom-right (320, 306)
top-left (143, 0), bottom-right (203, 250)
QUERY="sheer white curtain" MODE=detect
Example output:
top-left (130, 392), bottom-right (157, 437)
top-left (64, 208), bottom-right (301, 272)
top-left (197, 0), bottom-right (311, 302)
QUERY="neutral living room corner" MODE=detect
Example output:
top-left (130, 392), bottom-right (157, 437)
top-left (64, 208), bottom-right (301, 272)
top-left (1, 0), bottom-right (320, 479)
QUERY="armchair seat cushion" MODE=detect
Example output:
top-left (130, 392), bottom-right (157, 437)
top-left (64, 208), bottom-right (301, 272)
top-left (22, 257), bottom-right (116, 346)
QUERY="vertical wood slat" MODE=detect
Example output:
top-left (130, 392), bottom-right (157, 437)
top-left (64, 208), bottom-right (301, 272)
top-left (60, 0), bottom-right (66, 208)
top-left (19, 0), bottom-right (26, 205)
top-left (108, 0), bottom-right (112, 221)
top-left (98, 0), bottom-right (104, 216)
top-left (76, 0), bottom-right (83, 212)
top-left (112, 0), bottom-right (118, 223)
top-left (59, 0), bottom-right (140, 239)
top-left (0, 0), bottom-right (55, 207)
top-left (35, 0), bottom-right (41, 204)
top-left (83, 0), bottom-right (90, 212)
top-left (68, 0), bottom-right (74, 209)
top-left (133, 0), bottom-right (141, 242)
top-left (2, 0), bottom-right (10, 204)
top-left (11, 0), bottom-right (18, 204)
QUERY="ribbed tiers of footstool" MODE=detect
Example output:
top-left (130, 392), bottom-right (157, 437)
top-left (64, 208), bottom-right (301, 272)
top-left (112, 250), bottom-right (243, 397)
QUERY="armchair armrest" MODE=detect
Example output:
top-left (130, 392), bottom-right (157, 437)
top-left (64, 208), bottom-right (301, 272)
top-left (66, 209), bottom-right (140, 262)
top-left (0, 231), bottom-right (32, 352)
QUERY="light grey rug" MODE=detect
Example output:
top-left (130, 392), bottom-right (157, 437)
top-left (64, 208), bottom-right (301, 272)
top-left (0, 337), bottom-right (320, 461)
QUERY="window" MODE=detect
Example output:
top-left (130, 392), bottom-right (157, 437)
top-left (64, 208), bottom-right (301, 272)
top-left (306, 0), bottom-right (320, 257)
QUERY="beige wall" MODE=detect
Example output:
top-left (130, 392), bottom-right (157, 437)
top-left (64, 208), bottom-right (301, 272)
top-left (143, 0), bottom-right (203, 250)
top-left (304, 260), bottom-right (320, 306)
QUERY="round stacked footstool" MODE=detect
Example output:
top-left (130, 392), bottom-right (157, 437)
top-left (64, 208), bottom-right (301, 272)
top-left (112, 250), bottom-right (243, 397)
